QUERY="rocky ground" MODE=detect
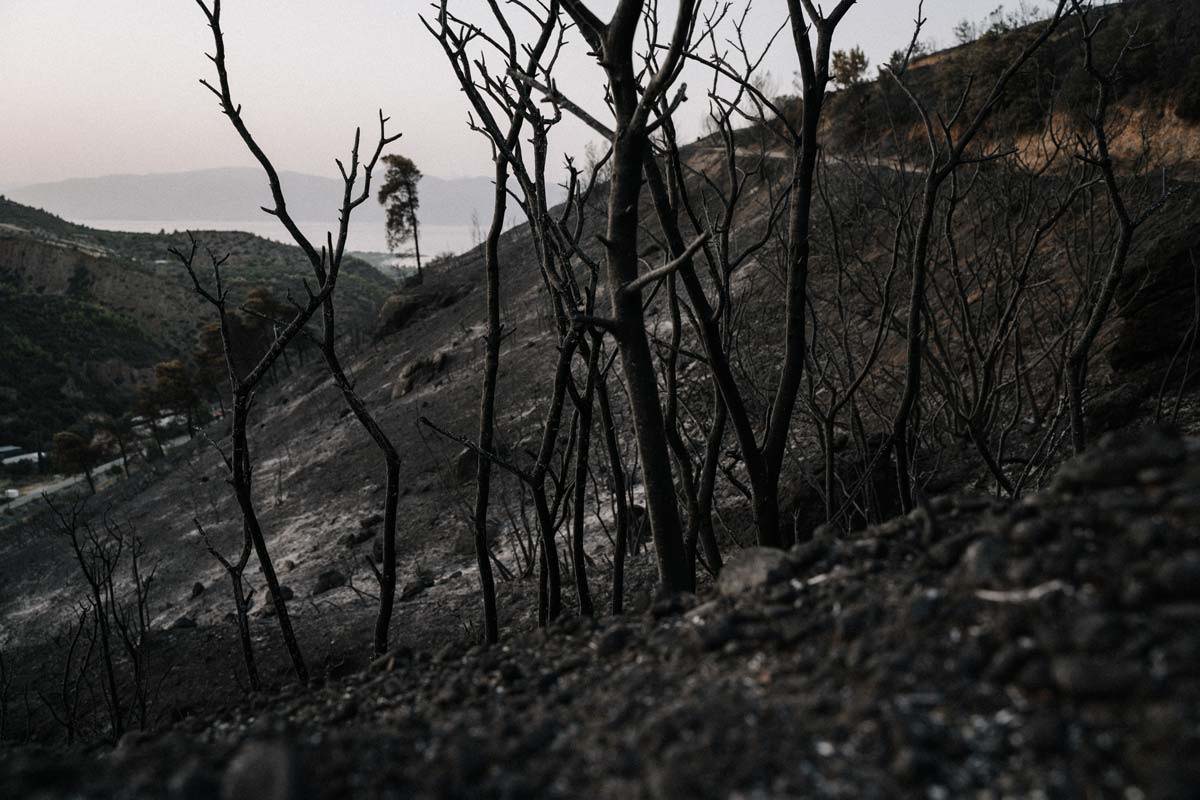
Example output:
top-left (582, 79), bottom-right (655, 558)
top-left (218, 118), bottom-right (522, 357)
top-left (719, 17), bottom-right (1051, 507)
top-left (3, 427), bottom-right (1199, 798)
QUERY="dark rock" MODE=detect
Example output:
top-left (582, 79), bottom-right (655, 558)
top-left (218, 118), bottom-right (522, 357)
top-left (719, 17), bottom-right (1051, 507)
top-left (374, 293), bottom-right (426, 340)
top-left (497, 661), bottom-right (524, 683)
top-left (391, 350), bottom-right (453, 399)
top-left (627, 587), bottom-right (653, 614)
top-left (399, 581), bottom-right (428, 602)
top-left (891, 747), bottom-right (935, 783)
top-left (985, 643), bottom-right (1030, 684)
top-left (1122, 577), bottom-right (1152, 608)
top-left (278, 585), bottom-right (294, 601)
top-left (1108, 223), bottom-right (1200, 379)
top-left (434, 678), bottom-right (466, 706)
top-left (328, 699), bottom-right (358, 724)
top-left (650, 590), bottom-right (695, 619)
top-left (718, 547), bottom-right (790, 596)
top-left (1053, 428), bottom-right (1185, 492)
top-left (928, 531), bottom-right (977, 568)
top-left (190, 581), bottom-right (205, 599)
top-left (1087, 383), bottom-right (1147, 435)
top-left (1071, 613), bottom-right (1124, 652)
top-left (690, 614), bottom-right (738, 651)
top-left (170, 615), bottom-right (197, 630)
top-left (1022, 714), bottom-right (1063, 754)
top-left (1155, 552), bottom-right (1200, 600)
top-left (115, 730), bottom-right (153, 754)
top-left (311, 570), bottom-right (346, 596)
top-left (786, 539), bottom-right (829, 572)
top-left (1009, 517), bottom-right (1054, 545)
top-left (958, 638), bottom-right (987, 676)
top-left (1016, 658), bottom-right (1053, 691)
top-left (341, 527), bottom-right (375, 548)
top-left (835, 602), bottom-right (874, 641)
top-left (1051, 656), bottom-right (1141, 697)
top-left (686, 600), bottom-right (722, 623)
top-left (907, 589), bottom-right (940, 625)
top-left (594, 625), bottom-right (632, 658)
top-left (1129, 517), bottom-right (1168, 552)
top-left (168, 759), bottom-right (220, 800)
top-left (960, 537), bottom-right (1007, 585)
top-left (1158, 603), bottom-right (1200, 623)
top-left (369, 646), bottom-right (413, 673)
top-left (360, 513), bottom-right (383, 530)
top-left (765, 581), bottom-right (799, 605)
top-left (451, 521), bottom-right (502, 556)
top-left (220, 740), bottom-right (303, 800)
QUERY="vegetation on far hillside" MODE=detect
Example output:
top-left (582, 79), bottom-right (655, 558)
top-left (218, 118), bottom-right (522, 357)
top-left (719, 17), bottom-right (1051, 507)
top-left (765, 0), bottom-right (1200, 151)
top-left (0, 199), bottom-right (394, 450)
top-left (0, 288), bottom-right (166, 449)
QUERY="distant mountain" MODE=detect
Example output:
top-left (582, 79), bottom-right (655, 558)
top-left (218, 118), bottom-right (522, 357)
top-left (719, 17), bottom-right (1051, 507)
top-left (5, 167), bottom-right (502, 228)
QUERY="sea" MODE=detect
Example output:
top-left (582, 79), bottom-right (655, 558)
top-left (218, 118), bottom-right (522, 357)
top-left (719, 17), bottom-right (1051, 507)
top-left (77, 219), bottom-right (479, 263)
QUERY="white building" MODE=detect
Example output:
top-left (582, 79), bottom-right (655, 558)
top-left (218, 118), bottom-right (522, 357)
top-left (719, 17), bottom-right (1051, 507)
top-left (1, 451), bottom-right (44, 466)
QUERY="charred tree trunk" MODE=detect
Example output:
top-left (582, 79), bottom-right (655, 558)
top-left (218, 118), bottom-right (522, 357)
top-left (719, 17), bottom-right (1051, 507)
top-left (531, 336), bottom-right (578, 624)
top-left (228, 555), bottom-right (260, 692)
top-left (470, 158), bottom-right (509, 643)
top-left (605, 130), bottom-right (692, 593)
top-left (317, 298), bottom-right (404, 656)
top-left (559, 0), bottom-right (696, 592)
top-left (230, 391), bottom-right (308, 683)
top-left (569, 340), bottom-right (600, 617)
top-left (596, 371), bottom-right (630, 615)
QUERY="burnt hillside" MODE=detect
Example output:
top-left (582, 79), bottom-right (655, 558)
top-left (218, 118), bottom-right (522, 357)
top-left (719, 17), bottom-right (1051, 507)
top-left (3, 1), bottom-right (1200, 797)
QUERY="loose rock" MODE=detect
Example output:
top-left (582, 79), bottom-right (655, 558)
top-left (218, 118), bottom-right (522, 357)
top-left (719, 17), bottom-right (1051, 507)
top-left (718, 547), bottom-right (790, 596)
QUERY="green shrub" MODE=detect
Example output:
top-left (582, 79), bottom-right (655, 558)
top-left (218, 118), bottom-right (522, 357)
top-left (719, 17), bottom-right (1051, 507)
top-left (1175, 56), bottom-right (1200, 122)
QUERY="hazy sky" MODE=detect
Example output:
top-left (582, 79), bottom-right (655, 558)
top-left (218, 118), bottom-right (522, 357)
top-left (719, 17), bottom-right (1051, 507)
top-left (0, 1), bottom-right (1062, 188)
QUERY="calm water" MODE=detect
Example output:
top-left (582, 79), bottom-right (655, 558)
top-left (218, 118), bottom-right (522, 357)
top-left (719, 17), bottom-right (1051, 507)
top-left (77, 219), bottom-right (479, 261)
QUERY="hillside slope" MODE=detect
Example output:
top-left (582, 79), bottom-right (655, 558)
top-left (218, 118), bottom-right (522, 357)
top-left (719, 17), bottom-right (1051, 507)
top-left (4, 429), bottom-right (1199, 798)
top-left (3, 7), bottom-right (1200, 793)
top-left (0, 198), bottom-right (395, 448)
top-left (813, 0), bottom-right (1200, 172)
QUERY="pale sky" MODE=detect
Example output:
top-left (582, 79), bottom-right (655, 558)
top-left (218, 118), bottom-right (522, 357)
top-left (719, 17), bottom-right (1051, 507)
top-left (0, 1), bottom-right (1063, 188)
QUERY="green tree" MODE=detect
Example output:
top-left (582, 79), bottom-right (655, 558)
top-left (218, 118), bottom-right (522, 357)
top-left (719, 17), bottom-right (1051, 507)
top-left (195, 313), bottom-right (264, 388)
top-left (1176, 55), bottom-right (1200, 121)
top-left (89, 413), bottom-right (137, 477)
top-left (193, 322), bottom-right (228, 415)
top-left (954, 18), bottom-right (979, 44)
top-left (134, 381), bottom-right (173, 456)
top-left (53, 431), bottom-right (102, 494)
top-left (377, 154), bottom-right (423, 281)
top-left (884, 41), bottom-right (929, 77)
top-left (243, 286), bottom-right (303, 373)
top-left (153, 360), bottom-right (201, 438)
top-left (831, 46), bottom-right (869, 89)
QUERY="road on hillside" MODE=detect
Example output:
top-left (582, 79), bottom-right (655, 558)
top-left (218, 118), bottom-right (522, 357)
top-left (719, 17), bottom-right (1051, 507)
top-left (2, 435), bottom-right (192, 513)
